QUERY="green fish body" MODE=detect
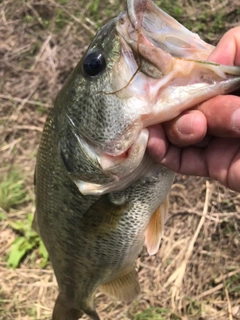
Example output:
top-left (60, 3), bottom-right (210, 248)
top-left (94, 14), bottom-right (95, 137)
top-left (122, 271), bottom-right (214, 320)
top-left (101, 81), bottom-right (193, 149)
top-left (34, 0), bottom-right (240, 319)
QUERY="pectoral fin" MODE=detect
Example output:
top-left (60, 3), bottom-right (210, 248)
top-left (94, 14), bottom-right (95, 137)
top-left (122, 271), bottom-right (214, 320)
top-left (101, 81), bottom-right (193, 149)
top-left (100, 267), bottom-right (140, 302)
top-left (144, 195), bottom-right (169, 255)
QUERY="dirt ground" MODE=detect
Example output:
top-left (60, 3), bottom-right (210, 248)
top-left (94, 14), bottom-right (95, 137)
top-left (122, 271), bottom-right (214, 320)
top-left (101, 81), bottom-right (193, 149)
top-left (0, 0), bottom-right (240, 319)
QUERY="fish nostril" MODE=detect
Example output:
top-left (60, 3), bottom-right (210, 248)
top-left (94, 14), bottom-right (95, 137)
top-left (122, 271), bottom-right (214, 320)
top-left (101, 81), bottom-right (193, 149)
top-left (120, 17), bottom-right (125, 25)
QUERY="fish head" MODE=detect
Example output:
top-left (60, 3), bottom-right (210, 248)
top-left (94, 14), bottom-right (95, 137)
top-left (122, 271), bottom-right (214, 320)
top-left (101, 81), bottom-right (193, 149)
top-left (56, 14), bottom-right (135, 153)
top-left (54, 11), bottom-right (146, 195)
top-left (54, 0), bottom-right (240, 195)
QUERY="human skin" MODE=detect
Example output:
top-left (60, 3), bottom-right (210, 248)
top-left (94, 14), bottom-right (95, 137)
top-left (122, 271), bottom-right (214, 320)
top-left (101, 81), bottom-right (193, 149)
top-left (147, 26), bottom-right (240, 191)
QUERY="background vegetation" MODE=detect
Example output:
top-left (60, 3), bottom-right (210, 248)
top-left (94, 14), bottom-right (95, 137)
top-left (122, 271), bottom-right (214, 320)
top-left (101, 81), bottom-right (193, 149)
top-left (0, 0), bottom-right (240, 319)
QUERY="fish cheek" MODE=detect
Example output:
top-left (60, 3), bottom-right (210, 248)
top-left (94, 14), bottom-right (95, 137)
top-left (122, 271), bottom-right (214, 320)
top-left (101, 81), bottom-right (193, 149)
top-left (58, 127), bottom-right (80, 175)
top-left (57, 128), bottom-right (108, 185)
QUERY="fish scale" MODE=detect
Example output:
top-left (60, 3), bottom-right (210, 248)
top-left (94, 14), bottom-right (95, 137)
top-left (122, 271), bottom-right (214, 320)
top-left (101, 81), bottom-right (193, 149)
top-left (35, 111), bottom-right (174, 320)
top-left (35, 0), bottom-right (240, 319)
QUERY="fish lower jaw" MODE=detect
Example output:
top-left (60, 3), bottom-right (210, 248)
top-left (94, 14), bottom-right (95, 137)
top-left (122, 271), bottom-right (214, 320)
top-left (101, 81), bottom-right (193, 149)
top-left (74, 130), bottom-right (154, 196)
top-left (100, 128), bottom-right (148, 169)
top-left (99, 149), bottom-right (129, 171)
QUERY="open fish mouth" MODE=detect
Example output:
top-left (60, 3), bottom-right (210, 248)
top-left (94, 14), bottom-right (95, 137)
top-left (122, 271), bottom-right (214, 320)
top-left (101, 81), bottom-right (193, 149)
top-left (120, 0), bottom-right (240, 72)
top-left (105, 0), bottom-right (240, 151)
top-left (72, 128), bottom-right (151, 195)
top-left (71, 0), bottom-right (240, 196)
top-left (125, 0), bottom-right (215, 59)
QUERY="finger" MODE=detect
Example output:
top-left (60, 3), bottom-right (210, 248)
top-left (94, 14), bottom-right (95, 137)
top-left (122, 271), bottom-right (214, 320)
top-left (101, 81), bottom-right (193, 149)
top-left (147, 124), bottom-right (169, 161)
top-left (197, 95), bottom-right (240, 137)
top-left (163, 110), bottom-right (207, 147)
top-left (207, 137), bottom-right (240, 191)
top-left (208, 26), bottom-right (240, 65)
top-left (160, 137), bottom-right (240, 192)
top-left (228, 149), bottom-right (240, 191)
top-left (160, 144), bottom-right (209, 176)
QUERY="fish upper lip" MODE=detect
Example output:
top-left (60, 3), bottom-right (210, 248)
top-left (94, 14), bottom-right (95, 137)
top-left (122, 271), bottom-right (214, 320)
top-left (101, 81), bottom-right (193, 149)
top-left (118, 0), bottom-right (214, 61)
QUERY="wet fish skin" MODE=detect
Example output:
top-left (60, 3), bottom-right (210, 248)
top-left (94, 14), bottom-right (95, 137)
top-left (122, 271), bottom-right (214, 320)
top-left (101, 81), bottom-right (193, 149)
top-left (35, 110), bottom-right (174, 320)
top-left (34, 0), bottom-right (240, 319)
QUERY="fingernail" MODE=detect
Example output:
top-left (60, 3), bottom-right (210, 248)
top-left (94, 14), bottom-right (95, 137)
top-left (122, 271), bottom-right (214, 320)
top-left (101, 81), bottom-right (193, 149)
top-left (176, 114), bottom-right (193, 135)
top-left (232, 109), bottom-right (240, 132)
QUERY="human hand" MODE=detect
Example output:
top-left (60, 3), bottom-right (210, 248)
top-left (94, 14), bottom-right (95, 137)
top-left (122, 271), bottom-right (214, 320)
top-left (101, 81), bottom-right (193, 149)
top-left (147, 26), bottom-right (240, 191)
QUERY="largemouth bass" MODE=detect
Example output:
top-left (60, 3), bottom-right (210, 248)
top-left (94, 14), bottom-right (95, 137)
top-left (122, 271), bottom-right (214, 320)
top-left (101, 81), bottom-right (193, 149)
top-left (34, 0), bottom-right (240, 319)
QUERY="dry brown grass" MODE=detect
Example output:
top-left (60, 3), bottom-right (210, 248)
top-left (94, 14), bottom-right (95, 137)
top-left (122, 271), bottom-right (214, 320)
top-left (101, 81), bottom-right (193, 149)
top-left (0, 0), bottom-right (240, 319)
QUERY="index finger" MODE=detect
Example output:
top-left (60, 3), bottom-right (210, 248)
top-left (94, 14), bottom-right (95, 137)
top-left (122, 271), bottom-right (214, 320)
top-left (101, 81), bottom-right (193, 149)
top-left (208, 26), bottom-right (240, 66)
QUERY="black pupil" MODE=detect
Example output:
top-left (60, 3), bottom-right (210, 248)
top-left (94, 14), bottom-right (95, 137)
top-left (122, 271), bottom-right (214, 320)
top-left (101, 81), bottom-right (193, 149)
top-left (83, 51), bottom-right (106, 77)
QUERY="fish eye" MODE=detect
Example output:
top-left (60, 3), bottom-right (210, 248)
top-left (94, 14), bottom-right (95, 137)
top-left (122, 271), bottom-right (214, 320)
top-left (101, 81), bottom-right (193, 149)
top-left (83, 49), bottom-right (106, 77)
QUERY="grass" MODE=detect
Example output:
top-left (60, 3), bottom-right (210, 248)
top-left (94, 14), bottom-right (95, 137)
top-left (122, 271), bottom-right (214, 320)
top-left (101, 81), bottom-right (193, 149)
top-left (88, 0), bottom-right (100, 14)
top-left (0, 168), bottom-right (48, 268)
top-left (0, 169), bottom-right (27, 212)
top-left (7, 213), bottom-right (48, 268)
top-left (133, 308), bottom-right (177, 320)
